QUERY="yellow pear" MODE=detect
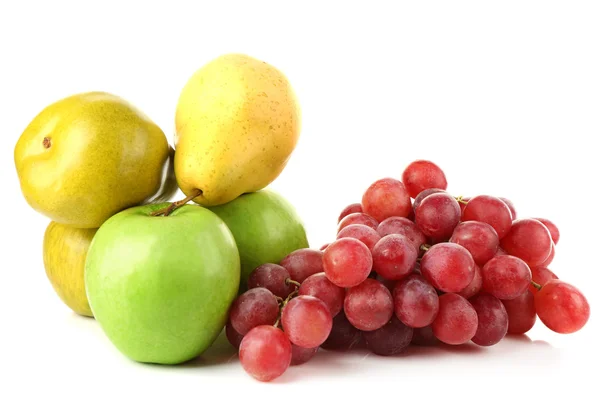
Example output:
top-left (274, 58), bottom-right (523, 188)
top-left (14, 92), bottom-right (171, 228)
top-left (43, 222), bottom-right (96, 317)
top-left (175, 53), bottom-right (301, 206)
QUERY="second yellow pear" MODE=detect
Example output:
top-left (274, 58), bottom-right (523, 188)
top-left (174, 54), bottom-right (302, 206)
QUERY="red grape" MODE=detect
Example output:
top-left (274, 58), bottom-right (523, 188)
top-left (495, 247), bottom-right (508, 256)
top-left (321, 312), bottom-right (362, 351)
top-left (239, 325), bottom-right (291, 382)
top-left (457, 265), bottom-right (483, 299)
top-left (282, 295), bottom-right (332, 348)
top-left (499, 197), bottom-right (517, 220)
top-left (226, 321), bottom-right (244, 349)
top-left (530, 267), bottom-right (558, 294)
top-left (393, 274), bottom-right (439, 328)
top-left (361, 178), bottom-right (412, 222)
top-left (376, 216), bottom-right (427, 251)
top-left (532, 243), bottom-right (555, 269)
top-left (248, 263), bottom-right (293, 298)
top-left (535, 280), bottom-right (590, 334)
top-left (411, 325), bottom-right (439, 346)
top-left (323, 238), bottom-right (372, 287)
top-left (291, 345), bottom-right (318, 365)
top-left (534, 218), bottom-right (560, 244)
top-left (344, 278), bottom-right (394, 331)
top-left (371, 234), bottom-right (418, 280)
top-left (458, 196), bottom-right (471, 215)
top-left (319, 243), bottom-right (330, 251)
top-left (481, 255), bottom-right (532, 300)
top-left (415, 192), bottom-right (461, 241)
top-left (230, 287), bottom-right (279, 335)
top-left (470, 293), bottom-right (508, 346)
top-left (420, 242), bottom-right (475, 293)
top-left (500, 219), bottom-right (553, 266)
top-left (401, 160), bottom-right (448, 198)
top-left (338, 203), bottom-right (363, 223)
top-left (462, 195), bottom-right (513, 239)
top-left (450, 221), bottom-right (499, 266)
top-left (338, 212), bottom-right (379, 232)
top-left (280, 248), bottom-right (324, 283)
top-left (432, 293), bottom-right (479, 345)
top-left (502, 291), bottom-right (536, 334)
top-left (337, 224), bottom-right (381, 251)
top-left (363, 316), bottom-right (413, 356)
top-left (298, 272), bottom-right (345, 317)
top-left (413, 188), bottom-right (446, 212)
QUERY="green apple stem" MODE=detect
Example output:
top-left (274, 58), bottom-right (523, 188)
top-left (150, 188), bottom-right (203, 217)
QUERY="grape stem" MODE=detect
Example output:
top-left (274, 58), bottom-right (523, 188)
top-left (420, 244), bottom-right (431, 252)
top-left (285, 278), bottom-right (301, 288)
top-left (150, 188), bottom-right (203, 216)
top-left (273, 317), bottom-right (281, 328)
top-left (455, 195), bottom-right (469, 205)
top-left (531, 281), bottom-right (543, 291)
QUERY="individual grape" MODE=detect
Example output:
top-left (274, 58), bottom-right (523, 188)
top-left (401, 160), bottom-right (448, 199)
top-left (230, 287), bottom-right (279, 335)
top-left (337, 212), bottom-right (379, 232)
top-left (291, 344), bottom-right (318, 365)
top-left (280, 248), bottom-right (324, 283)
top-left (432, 293), bottom-right (479, 345)
top-left (298, 272), bottom-right (345, 317)
top-left (371, 234), bottom-right (418, 280)
top-left (450, 221), bottom-right (499, 266)
top-left (282, 295), bottom-right (332, 348)
top-left (239, 325), bottom-right (292, 382)
top-left (420, 242), bottom-right (475, 293)
top-left (226, 321), bottom-right (244, 349)
top-left (458, 196), bottom-right (471, 215)
top-left (411, 325), bottom-right (439, 346)
top-left (532, 243), bottom-right (555, 269)
top-left (530, 267), bottom-right (558, 294)
top-left (500, 218), bottom-right (553, 266)
top-left (393, 274), bottom-right (439, 328)
top-left (338, 203), bottom-right (363, 223)
top-left (413, 188), bottom-right (446, 212)
top-left (248, 263), bottom-right (293, 298)
top-left (363, 316), bottom-right (413, 356)
top-left (344, 278), bottom-right (394, 331)
top-left (502, 291), bottom-right (536, 334)
top-left (499, 197), bottom-right (517, 220)
top-left (323, 238), bottom-right (372, 287)
top-left (481, 255), bottom-right (532, 300)
top-left (534, 218), bottom-right (560, 244)
top-left (377, 216), bottom-right (427, 252)
top-left (470, 293), bottom-right (508, 346)
top-left (321, 312), bottom-right (362, 351)
top-left (535, 280), bottom-right (590, 334)
top-left (462, 195), bottom-right (513, 239)
top-left (361, 178), bottom-right (412, 222)
top-left (337, 224), bottom-right (381, 251)
top-left (415, 192), bottom-right (461, 241)
top-left (457, 265), bottom-right (482, 299)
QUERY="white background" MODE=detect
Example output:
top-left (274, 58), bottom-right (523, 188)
top-left (1, 1), bottom-right (598, 399)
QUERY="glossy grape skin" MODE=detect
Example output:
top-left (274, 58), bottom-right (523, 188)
top-left (532, 243), bottom-right (555, 269)
top-left (282, 295), bottom-right (333, 348)
top-left (420, 242), bottom-right (476, 293)
top-left (413, 188), bottom-right (446, 212)
top-left (500, 219), bottom-right (553, 266)
top-left (344, 278), bottom-right (394, 331)
top-left (321, 312), bottom-right (362, 351)
top-left (457, 265), bottom-right (483, 299)
top-left (337, 224), bottom-right (381, 251)
top-left (361, 178), bottom-right (412, 222)
top-left (530, 267), bottom-right (558, 294)
top-left (226, 321), bottom-right (244, 349)
top-left (230, 287), bottom-right (279, 335)
top-left (415, 193), bottom-right (461, 241)
top-left (401, 160), bottom-right (448, 199)
top-left (393, 274), bottom-right (439, 328)
top-left (248, 263), bottom-right (293, 298)
top-left (323, 238), bottom-right (373, 288)
top-left (470, 293), bottom-right (508, 346)
top-left (462, 195), bottom-right (513, 239)
top-left (371, 234), bottom-right (418, 281)
top-left (377, 216), bottom-right (427, 251)
top-left (291, 345), bottom-right (318, 365)
top-left (534, 218), bottom-right (560, 244)
top-left (499, 197), bottom-right (517, 220)
top-left (298, 272), bottom-right (345, 317)
top-left (432, 293), bottom-right (479, 345)
top-left (280, 248), bottom-right (324, 283)
top-left (481, 255), bottom-right (532, 300)
top-left (239, 325), bottom-right (292, 382)
top-left (411, 325), bottom-right (439, 346)
top-left (337, 212), bottom-right (379, 232)
top-left (502, 291), bottom-right (537, 334)
top-left (338, 203), bottom-right (363, 223)
top-left (450, 221), bottom-right (499, 266)
top-left (535, 280), bottom-right (590, 334)
top-left (363, 316), bottom-right (414, 356)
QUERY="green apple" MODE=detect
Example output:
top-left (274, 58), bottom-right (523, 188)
top-left (209, 190), bottom-right (309, 288)
top-left (85, 203), bottom-right (240, 365)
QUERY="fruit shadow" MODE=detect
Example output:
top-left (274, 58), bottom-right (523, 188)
top-left (176, 330), bottom-right (240, 369)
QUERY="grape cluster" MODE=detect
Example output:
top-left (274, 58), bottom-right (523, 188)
top-left (227, 160), bottom-right (590, 382)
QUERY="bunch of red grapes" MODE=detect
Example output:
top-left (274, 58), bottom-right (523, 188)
top-left (226, 160), bottom-right (591, 382)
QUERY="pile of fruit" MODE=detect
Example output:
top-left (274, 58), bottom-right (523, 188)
top-left (13, 53), bottom-right (590, 383)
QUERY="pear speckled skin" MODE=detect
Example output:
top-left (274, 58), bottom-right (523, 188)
top-left (175, 53), bottom-right (301, 206)
top-left (14, 92), bottom-right (170, 228)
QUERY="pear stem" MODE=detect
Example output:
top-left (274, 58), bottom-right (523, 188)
top-left (150, 188), bottom-right (203, 216)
